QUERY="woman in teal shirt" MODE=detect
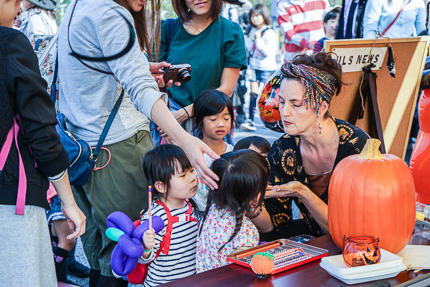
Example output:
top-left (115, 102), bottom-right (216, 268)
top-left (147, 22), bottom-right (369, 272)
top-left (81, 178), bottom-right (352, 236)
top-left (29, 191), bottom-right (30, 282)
top-left (158, 0), bottom-right (247, 128)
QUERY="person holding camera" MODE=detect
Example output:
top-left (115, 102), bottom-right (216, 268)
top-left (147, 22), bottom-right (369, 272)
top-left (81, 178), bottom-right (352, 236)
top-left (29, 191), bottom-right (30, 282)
top-left (157, 0), bottom-right (247, 135)
top-left (57, 0), bottom-right (219, 286)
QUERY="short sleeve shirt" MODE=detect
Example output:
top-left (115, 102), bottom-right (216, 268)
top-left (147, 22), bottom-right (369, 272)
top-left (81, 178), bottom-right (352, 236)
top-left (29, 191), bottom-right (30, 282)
top-left (196, 205), bottom-right (259, 273)
top-left (265, 118), bottom-right (370, 237)
top-left (158, 17), bottom-right (247, 107)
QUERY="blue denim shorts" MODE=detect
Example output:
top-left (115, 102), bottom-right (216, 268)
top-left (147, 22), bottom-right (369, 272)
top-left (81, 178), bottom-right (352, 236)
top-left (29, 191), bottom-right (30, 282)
top-left (46, 195), bottom-right (66, 223)
top-left (250, 69), bottom-right (276, 84)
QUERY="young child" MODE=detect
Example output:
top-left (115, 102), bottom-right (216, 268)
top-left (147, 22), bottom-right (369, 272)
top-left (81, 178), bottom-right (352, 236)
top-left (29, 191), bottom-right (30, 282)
top-left (313, 7), bottom-right (340, 54)
top-left (193, 90), bottom-right (235, 211)
top-left (138, 144), bottom-right (200, 287)
top-left (233, 136), bottom-right (271, 157)
top-left (196, 150), bottom-right (269, 272)
top-left (242, 3), bottom-right (278, 131)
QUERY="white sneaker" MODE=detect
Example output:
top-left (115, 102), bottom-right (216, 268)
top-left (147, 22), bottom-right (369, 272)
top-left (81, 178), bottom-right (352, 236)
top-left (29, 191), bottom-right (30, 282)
top-left (241, 120), bottom-right (256, 131)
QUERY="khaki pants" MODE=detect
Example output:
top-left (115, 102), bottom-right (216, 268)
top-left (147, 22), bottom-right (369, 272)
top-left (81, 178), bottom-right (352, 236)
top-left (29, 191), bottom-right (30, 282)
top-left (73, 130), bottom-right (153, 276)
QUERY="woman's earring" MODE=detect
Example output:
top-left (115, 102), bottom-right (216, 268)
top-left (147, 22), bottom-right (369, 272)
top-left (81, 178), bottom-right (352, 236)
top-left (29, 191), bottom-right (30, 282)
top-left (319, 122), bottom-right (322, 134)
top-left (187, 8), bottom-right (191, 13)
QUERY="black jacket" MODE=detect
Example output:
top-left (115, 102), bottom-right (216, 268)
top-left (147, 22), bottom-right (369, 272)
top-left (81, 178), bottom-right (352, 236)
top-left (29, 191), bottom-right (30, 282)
top-left (0, 27), bottom-right (68, 209)
top-left (336, 0), bottom-right (368, 39)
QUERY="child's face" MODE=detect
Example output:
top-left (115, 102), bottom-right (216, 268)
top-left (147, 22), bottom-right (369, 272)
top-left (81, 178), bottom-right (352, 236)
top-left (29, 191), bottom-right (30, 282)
top-left (324, 15), bottom-right (339, 38)
top-left (202, 107), bottom-right (232, 141)
top-left (167, 167), bottom-right (198, 201)
top-left (250, 13), bottom-right (265, 28)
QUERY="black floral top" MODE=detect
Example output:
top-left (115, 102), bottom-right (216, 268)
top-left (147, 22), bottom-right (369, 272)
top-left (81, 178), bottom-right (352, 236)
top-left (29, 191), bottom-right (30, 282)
top-left (265, 118), bottom-right (370, 238)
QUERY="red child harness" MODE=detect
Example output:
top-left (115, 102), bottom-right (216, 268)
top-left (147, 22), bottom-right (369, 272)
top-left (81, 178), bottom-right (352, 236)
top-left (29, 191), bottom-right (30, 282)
top-left (126, 199), bottom-right (199, 284)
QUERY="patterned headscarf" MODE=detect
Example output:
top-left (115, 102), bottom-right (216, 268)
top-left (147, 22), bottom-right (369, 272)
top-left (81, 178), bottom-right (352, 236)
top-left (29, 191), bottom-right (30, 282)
top-left (281, 62), bottom-right (338, 114)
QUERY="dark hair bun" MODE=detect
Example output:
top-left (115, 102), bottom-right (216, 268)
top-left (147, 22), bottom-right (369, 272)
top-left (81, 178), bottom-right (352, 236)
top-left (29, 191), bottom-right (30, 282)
top-left (292, 52), bottom-right (343, 96)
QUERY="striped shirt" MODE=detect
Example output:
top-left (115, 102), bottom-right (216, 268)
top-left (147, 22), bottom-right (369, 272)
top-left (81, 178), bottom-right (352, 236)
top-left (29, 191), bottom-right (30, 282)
top-left (277, 0), bottom-right (328, 62)
top-left (136, 201), bottom-right (199, 287)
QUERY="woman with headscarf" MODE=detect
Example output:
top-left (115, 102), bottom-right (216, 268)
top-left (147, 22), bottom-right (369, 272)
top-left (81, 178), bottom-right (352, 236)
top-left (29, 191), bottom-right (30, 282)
top-left (249, 53), bottom-right (370, 241)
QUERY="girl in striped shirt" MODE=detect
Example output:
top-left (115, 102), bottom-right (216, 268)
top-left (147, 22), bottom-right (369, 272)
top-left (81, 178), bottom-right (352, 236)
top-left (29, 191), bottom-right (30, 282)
top-left (136, 144), bottom-right (200, 287)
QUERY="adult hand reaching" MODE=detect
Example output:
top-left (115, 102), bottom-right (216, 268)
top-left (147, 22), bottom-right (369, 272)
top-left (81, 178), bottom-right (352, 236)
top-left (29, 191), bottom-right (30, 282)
top-left (62, 202), bottom-right (86, 240)
top-left (150, 98), bottom-right (219, 190)
top-left (51, 172), bottom-right (86, 240)
top-left (149, 62), bottom-right (181, 88)
top-left (265, 181), bottom-right (310, 199)
top-left (177, 133), bottom-right (220, 190)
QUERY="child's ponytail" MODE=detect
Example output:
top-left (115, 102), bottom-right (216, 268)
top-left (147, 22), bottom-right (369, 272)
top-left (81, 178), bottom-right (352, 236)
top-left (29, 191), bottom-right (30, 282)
top-left (218, 214), bottom-right (244, 252)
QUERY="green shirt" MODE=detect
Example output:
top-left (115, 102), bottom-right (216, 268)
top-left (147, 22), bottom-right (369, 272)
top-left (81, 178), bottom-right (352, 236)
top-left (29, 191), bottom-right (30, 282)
top-left (159, 17), bottom-right (247, 107)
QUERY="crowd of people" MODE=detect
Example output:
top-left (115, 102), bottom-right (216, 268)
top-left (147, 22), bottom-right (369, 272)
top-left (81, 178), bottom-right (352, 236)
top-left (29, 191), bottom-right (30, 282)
top-left (0, 0), bottom-right (429, 286)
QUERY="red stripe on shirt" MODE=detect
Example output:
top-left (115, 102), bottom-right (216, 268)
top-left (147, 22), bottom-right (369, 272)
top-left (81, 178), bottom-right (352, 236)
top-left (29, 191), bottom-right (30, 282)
top-left (284, 1), bottom-right (326, 16)
top-left (284, 20), bottom-right (325, 41)
top-left (284, 42), bottom-right (313, 52)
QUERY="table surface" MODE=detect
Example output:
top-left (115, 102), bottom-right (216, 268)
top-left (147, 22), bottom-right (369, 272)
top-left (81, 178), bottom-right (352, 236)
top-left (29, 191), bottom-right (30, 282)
top-left (162, 234), bottom-right (430, 287)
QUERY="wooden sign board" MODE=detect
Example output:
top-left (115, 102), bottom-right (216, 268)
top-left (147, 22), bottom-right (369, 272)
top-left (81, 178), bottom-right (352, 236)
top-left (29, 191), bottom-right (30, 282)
top-left (324, 37), bottom-right (429, 159)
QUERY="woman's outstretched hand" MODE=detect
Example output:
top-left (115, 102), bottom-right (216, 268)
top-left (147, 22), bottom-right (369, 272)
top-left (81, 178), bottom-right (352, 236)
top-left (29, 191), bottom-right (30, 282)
top-left (178, 134), bottom-right (220, 190)
top-left (266, 182), bottom-right (310, 199)
top-left (150, 99), bottom-right (219, 189)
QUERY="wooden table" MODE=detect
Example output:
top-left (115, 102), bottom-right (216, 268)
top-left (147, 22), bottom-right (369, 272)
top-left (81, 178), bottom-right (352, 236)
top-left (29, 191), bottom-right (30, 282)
top-left (163, 234), bottom-right (430, 287)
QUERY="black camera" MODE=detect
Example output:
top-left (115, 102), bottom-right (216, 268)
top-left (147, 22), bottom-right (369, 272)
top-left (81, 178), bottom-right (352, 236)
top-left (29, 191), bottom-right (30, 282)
top-left (161, 64), bottom-right (192, 83)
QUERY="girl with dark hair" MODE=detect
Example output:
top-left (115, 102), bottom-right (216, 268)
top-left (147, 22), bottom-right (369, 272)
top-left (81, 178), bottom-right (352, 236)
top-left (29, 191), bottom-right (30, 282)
top-left (139, 144), bottom-right (200, 287)
top-left (193, 90), bottom-right (235, 211)
top-left (249, 52), bottom-right (369, 241)
top-left (233, 135), bottom-right (271, 157)
top-left (57, 0), bottom-right (219, 285)
top-left (196, 150), bottom-right (269, 272)
top-left (157, 0), bottom-right (247, 135)
top-left (242, 3), bottom-right (278, 131)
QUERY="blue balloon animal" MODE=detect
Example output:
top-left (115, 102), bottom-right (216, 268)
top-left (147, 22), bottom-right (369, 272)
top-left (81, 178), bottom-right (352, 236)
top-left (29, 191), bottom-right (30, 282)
top-left (106, 211), bottom-right (164, 276)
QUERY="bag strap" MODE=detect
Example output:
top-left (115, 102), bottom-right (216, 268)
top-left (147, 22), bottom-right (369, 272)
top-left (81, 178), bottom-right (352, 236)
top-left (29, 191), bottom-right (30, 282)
top-left (67, 0), bottom-right (136, 75)
top-left (0, 118), bottom-right (27, 215)
top-left (381, 1), bottom-right (406, 37)
top-left (165, 18), bottom-right (178, 56)
top-left (50, 53), bottom-right (59, 104)
top-left (92, 89), bottom-right (124, 160)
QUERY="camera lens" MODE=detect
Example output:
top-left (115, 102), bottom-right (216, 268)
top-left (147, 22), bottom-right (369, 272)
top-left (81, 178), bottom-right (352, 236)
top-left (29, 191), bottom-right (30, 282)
top-left (178, 69), bottom-right (191, 82)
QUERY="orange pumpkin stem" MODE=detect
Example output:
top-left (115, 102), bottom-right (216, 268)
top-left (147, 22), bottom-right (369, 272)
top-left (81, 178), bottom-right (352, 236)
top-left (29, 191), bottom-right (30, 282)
top-left (358, 139), bottom-right (385, 160)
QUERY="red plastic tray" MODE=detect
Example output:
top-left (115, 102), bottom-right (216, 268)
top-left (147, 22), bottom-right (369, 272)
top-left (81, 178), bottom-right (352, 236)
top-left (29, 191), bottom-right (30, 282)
top-left (227, 239), bottom-right (329, 275)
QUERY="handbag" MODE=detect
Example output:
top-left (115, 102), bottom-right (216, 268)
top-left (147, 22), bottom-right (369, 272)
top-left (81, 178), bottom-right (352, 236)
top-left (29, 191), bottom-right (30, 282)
top-left (50, 58), bottom-right (125, 186)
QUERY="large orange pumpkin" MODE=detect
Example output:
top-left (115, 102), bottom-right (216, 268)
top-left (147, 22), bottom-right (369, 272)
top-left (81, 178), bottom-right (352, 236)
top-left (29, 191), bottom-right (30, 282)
top-left (410, 89), bottom-right (430, 204)
top-left (328, 139), bottom-right (416, 253)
